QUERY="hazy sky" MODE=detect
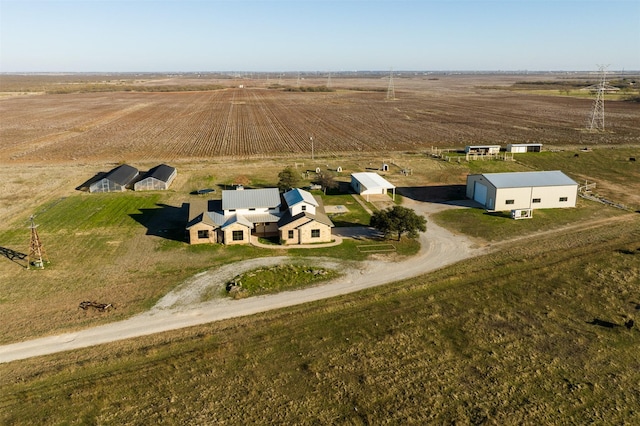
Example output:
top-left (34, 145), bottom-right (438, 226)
top-left (1, 0), bottom-right (638, 72)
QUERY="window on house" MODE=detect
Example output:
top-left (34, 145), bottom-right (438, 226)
top-left (559, 197), bottom-right (568, 202)
top-left (232, 230), bottom-right (244, 241)
top-left (229, 209), bottom-right (236, 212)
top-left (197, 230), bottom-right (209, 239)
top-left (288, 230), bottom-right (294, 239)
top-left (301, 205), bottom-right (307, 211)
top-left (311, 229), bottom-right (320, 238)
top-left (532, 198), bottom-right (541, 203)
top-left (249, 208), bottom-right (256, 211)
top-left (505, 200), bottom-right (515, 205)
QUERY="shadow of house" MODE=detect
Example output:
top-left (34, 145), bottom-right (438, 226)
top-left (129, 203), bottom-right (189, 242)
top-left (76, 172), bottom-right (107, 192)
top-left (397, 185), bottom-right (478, 207)
top-left (0, 246), bottom-right (28, 268)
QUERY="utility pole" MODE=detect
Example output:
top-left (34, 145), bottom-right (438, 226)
top-left (585, 65), bottom-right (618, 132)
top-left (310, 136), bottom-right (314, 160)
top-left (386, 68), bottom-right (395, 100)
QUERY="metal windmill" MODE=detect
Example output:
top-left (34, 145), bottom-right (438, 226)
top-left (27, 215), bottom-right (48, 269)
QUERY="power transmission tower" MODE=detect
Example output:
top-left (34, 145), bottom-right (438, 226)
top-left (585, 65), bottom-right (618, 132)
top-left (386, 68), bottom-right (396, 100)
top-left (27, 215), bottom-right (48, 269)
top-left (327, 72), bottom-right (332, 88)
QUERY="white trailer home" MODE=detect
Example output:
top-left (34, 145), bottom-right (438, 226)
top-left (506, 143), bottom-right (542, 153)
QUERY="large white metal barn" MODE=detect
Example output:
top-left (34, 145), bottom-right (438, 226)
top-left (466, 171), bottom-right (578, 211)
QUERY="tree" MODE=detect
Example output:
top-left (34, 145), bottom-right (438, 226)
top-left (370, 205), bottom-right (426, 241)
top-left (277, 167), bottom-right (301, 192)
top-left (316, 171), bottom-right (338, 194)
top-left (233, 175), bottom-right (251, 187)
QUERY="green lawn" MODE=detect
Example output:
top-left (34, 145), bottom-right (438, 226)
top-left (432, 198), bottom-right (628, 242)
top-left (225, 264), bottom-right (341, 298)
top-left (314, 190), bottom-right (372, 227)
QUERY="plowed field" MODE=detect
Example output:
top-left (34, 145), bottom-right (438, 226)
top-left (1, 75), bottom-right (639, 164)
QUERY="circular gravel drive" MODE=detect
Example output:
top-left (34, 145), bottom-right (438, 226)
top-left (0, 198), bottom-right (484, 363)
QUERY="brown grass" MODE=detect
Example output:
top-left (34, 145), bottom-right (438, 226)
top-left (1, 75), bottom-right (639, 164)
top-left (1, 216), bottom-right (638, 424)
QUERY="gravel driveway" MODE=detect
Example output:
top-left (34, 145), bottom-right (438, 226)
top-left (0, 198), bottom-right (484, 363)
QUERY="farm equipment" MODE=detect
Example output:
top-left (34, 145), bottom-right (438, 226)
top-left (79, 301), bottom-right (113, 312)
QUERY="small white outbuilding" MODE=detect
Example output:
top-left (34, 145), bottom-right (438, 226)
top-left (506, 143), bottom-right (542, 153)
top-left (466, 170), bottom-right (578, 211)
top-left (351, 172), bottom-right (396, 201)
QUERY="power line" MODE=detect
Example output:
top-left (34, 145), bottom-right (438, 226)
top-left (386, 68), bottom-right (395, 100)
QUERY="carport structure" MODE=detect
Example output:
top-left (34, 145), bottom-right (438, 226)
top-left (350, 172), bottom-right (396, 202)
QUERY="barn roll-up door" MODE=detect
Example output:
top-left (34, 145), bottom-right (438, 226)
top-left (473, 182), bottom-right (488, 206)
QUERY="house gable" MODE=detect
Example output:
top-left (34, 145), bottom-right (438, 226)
top-left (283, 188), bottom-right (319, 215)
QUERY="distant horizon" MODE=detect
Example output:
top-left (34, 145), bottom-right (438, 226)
top-left (3, 69), bottom-right (639, 75)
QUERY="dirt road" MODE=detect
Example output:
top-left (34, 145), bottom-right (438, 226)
top-left (0, 199), bottom-right (483, 363)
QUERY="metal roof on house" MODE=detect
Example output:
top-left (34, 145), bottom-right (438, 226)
top-left (105, 164), bottom-right (139, 186)
top-left (482, 171), bottom-right (578, 189)
top-left (278, 211), bottom-right (334, 228)
top-left (351, 172), bottom-right (396, 190)
top-left (283, 188), bottom-right (319, 208)
top-left (142, 164), bottom-right (176, 182)
top-left (243, 212), bottom-right (282, 224)
top-left (222, 188), bottom-right (281, 211)
top-left (223, 214), bottom-right (254, 229)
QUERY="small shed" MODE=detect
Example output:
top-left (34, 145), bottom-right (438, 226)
top-left (90, 164), bottom-right (139, 193)
top-left (351, 172), bottom-right (396, 201)
top-left (506, 143), bottom-right (542, 153)
top-left (134, 164), bottom-right (177, 191)
top-left (465, 145), bottom-right (501, 155)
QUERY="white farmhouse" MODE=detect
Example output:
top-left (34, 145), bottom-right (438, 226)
top-left (506, 143), bottom-right (542, 153)
top-left (187, 187), bottom-right (333, 245)
top-left (466, 171), bottom-right (578, 211)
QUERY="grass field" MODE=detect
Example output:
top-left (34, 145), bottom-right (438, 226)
top-left (432, 198), bottom-right (629, 241)
top-left (0, 148), bottom-right (636, 344)
top-left (1, 215), bottom-right (638, 424)
top-left (0, 73), bottom-right (639, 422)
top-left (0, 175), bottom-right (414, 343)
